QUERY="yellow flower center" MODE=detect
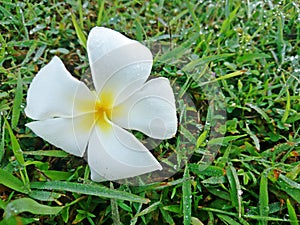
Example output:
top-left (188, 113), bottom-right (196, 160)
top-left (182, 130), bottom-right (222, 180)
top-left (94, 91), bottom-right (114, 131)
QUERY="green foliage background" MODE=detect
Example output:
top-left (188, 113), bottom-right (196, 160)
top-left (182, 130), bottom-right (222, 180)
top-left (0, 0), bottom-right (299, 224)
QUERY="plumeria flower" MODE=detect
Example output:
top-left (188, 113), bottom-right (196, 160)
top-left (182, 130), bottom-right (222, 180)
top-left (25, 27), bottom-right (177, 181)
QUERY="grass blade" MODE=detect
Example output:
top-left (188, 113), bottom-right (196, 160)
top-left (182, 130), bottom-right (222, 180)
top-left (184, 0), bottom-right (200, 31)
top-left (286, 199), bottom-right (298, 225)
top-left (134, 201), bottom-right (161, 217)
top-left (4, 117), bottom-right (25, 165)
top-left (4, 198), bottom-right (62, 219)
top-left (160, 206), bottom-right (175, 224)
top-left (0, 5), bottom-right (19, 25)
top-left (246, 103), bottom-right (271, 124)
top-left (110, 182), bottom-right (121, 225)
top-left (200, 70), bottom-right (246, 86)
top-left (23, 150), bottom-right (68, 157)
top-left (77, 0), bottom-right (84, 28)
top-left (277, 174), bottom-right (300, 203)
top-left (182, 165), bottom-right (192, 225)
top-left (281, 74), bottom-right (291, 123)
top-left (226, 165), bottom-right (242, 218)
top-left (237, 53), bottom-right (271, 64)
top-left (183, 54), bottom-right (235, 73)
top-left (11, 72), bottom-right (23, 129)
top-left (0, 168), bottom-right (28, 194)
top-left (220, 5), bottom-right (240, 36)
top-left (97, 0), bottom-right (105, 25)
top-left (71, 13), bottom-right (87, 49)
top-left (217, 214), bottom-right (241, 225)
top-left (245, 123), bottom-right (260, 151)
top-left (30, 181), bottom-right (150, 203)
top-left (208, 134), bottom-right (247, 146)
top-left (28, 190), bottom-right (62, 202)
top-left (191, 217), bottom-right (204, 225)
top-left (0, 115), bottom-right (4, 162)
top-left (259, 170), bottom-right (269, 225)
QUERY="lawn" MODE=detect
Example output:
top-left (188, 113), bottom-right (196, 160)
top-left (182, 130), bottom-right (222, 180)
top-left (0, 0), bottom-right (299, 224)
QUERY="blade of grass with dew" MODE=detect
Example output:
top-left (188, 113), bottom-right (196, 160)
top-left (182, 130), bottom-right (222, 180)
top-left (245, 123), bottom-right (260, 151)
top-left (208, 134), bottom-right (247, 146)
top-left (182, 54), bottom-right (235, 73)
top-left (71, 14), bottom-right (86, 49)
top-left (30, 181), bottom-right (150, 203)
top-left (21, 41), bottom-right (38, 65)
top-left (110, 182), bottom-right (121, 225)
top-left (23, 150), bottom-right (68, 157)
top-left (276, 14), bottom-right (286, 65)
top-left (0, 4), bottom-right (19, 25)
top-left (199, 70), bottom-right (246, 86)
top-left (246, 103), bottom-right (271, 124)
top-left (217, 214), bottom-right (242, 225)
top-left (200, 207), bottom-right (237, 216)
top-left (277, 174), bottom-right (300, 202)
top-left (4, 198), bottom-right (62, 219)
top-left (182, 165), bottom-right (192, 225)
top-left (134, 201), bottom-right (161, 217)
top-left (130, 201), bottom-right (144, 225)
top-left (226, 164), bottom-right (242, 218)
top-left (0, 32), bottom-right (6, 58)
top-left (11, 72), bottom-right (23, 129)
top-left (244, 215), bottom-right (290, 222)
top-left (132, 177), bottom-right (193, 193)
top-left (17, 4), bottom-right (29, 40)
top-left (28, 190), bottom-right (62, 202)
top-left (281, 73), bottom-right (291, 123)
top-left (258, 170), bottom-right (269, 225)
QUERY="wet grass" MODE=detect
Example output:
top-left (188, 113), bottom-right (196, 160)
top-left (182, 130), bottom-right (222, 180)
top-left (0, 0), bottom-right (299, 224)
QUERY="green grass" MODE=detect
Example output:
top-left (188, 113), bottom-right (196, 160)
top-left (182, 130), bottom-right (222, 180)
top-left (0, 0), bottom-right (299, 224)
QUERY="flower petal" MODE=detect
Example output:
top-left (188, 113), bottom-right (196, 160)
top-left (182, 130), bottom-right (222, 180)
top-left (26, 114), bottom-right (95, 157)
top-left (87, 27), bottom-right (153, 104)
top-left (112, 77), bottom-right (177, 139)
top-left (25, 56), bottom-right (96, 120)
top-left (87, 124), bottom-right (162, 181)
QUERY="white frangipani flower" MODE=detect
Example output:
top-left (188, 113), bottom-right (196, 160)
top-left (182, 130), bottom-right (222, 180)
top-left (25, 27), bottom-right (177, 181)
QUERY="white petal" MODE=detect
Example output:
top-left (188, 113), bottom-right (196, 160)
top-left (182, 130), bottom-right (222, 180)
top-left (26, 114), bottom-right (95, 157)
top-left (25, 56), bottom-right (96, 120)
top-left (111, 78), bottom-right (177, 139)
top-left (87, 124), bottom-right (162, 181)
top-left (87, 27), bottom-right (135, 65)
top-left (87, 27), bottom-right (153, 104)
